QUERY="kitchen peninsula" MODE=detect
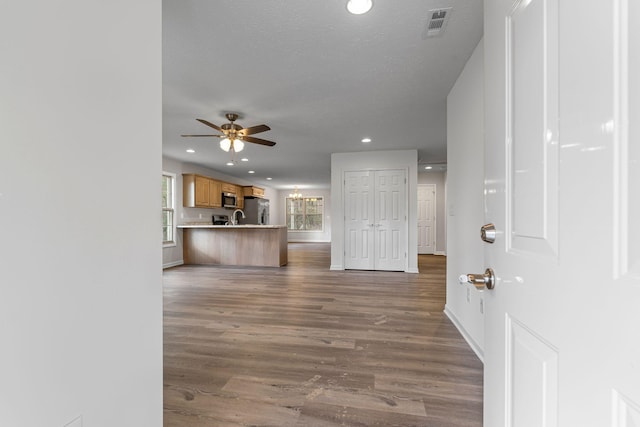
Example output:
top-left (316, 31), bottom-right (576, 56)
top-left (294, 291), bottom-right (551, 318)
top-left (178, 224), bottom-right (288, 267)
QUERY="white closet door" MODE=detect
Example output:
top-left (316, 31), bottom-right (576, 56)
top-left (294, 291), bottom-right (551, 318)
top-left (374, 169), bottom-right (406, 271)
top-left (344, 171), bottom-right (374, 270)
top-left (344, 169), bottom-right (407, 271)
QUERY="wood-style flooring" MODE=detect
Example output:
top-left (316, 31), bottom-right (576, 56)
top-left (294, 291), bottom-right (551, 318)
top-left (163, 243), bottom-right (483, 426)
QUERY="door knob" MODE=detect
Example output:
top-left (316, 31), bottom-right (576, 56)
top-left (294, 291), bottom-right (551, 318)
top-left (463, 268), bottom-right (496, 290)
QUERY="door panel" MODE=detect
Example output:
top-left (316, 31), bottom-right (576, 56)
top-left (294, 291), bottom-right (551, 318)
top-left (344, 171), bottom-right (373, 270)
top-left (507, 0), bottom-right (559, 257)
top-left (484, 0), bottom-right (640, 426)
top-left (417, 184), bottom-right (435, 254)
top-left (507, 316), bottom-right (558, 427)
top-left (375, 169), bottom-right (406, 271)
top-left (417, 184), bottom-right (436, 254)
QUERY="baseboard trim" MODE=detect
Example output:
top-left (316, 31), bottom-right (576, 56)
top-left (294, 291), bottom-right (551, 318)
top-left (329, 264), bottom-right (344, 271)
top-left (444, 305), bottom-right (484, 363)
top-left (406, 268), bottom-right (419, 274)
top-left (163, 260), bottom-right (184, 269)
top-left (435, 251), bottom-right (446, 256)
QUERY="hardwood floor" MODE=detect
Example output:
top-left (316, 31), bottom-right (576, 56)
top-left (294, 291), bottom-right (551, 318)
top-left (163, 243), bottom-right (483, 426)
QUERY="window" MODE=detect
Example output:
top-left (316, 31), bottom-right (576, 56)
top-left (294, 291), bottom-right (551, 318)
top-left (162, 173), bottom-right (176, 246)
top-left (286, 197), bottom-right (324, 231)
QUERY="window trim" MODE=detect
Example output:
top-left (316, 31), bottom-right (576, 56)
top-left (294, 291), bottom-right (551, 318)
top-left (285, 196), bottom-right (324, 232)
top-left (162, 172), bottom-right (177, 247)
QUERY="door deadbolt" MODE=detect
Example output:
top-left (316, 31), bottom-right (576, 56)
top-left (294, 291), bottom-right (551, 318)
top-left (480, 223), bottom-right (496, 243)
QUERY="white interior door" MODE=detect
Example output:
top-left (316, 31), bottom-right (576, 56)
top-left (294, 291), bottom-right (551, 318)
top-left (417, 184), bottom-right (436, 254)
top-left (344, 170), bottom-right (373, 270)
top-left (344, 169), bottom-right (406, 271)
top-left (483, 0), bottom-right (640, 426)
top-left (374, 169), bottom-right (406, 271)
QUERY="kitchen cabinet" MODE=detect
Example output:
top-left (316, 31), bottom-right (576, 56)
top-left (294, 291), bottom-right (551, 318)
top-left (179, 224), bottom-right (288, 267)
top-left (183, 174), bottom-right (222, 208)
top-left (220, 182), bottom-right (236, 194)
top-left (243, 186), bottom-right (265, 198)
top-left (183, 174), bottom-right (258, 210)
top-left (209, 179), bottom-right (222, 207)
top-left (235, 185), bottom-right (244, 209)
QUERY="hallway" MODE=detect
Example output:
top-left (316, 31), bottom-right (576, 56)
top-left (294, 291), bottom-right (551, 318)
top-left (163, 243), bottom-right (482, 426)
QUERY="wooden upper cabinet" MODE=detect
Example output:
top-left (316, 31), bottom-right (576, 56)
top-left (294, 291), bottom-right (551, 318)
top-left (183, 173), bottom-right (258, 209)
top-left (194, 175), bottom-right (210, 206)
top-left (220, 182), bottom-right (236, 194)
top-left (183, 174), bottom-right (208, 208)
top-left (243, 186), bottom-right (265, 198)
top-left (235, 185), bottom-right (244, 209)
top-left (209, 179), bottom-right (222, 208)
top-left (183, 174), bottom-right (221, 208)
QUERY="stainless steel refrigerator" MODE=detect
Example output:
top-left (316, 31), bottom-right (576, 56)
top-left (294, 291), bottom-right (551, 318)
top-left (239, 198), bottom-right (270, 225)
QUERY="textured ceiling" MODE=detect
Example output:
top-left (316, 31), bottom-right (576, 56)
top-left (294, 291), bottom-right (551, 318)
top-left (163, 0), bottom-right (483, 189)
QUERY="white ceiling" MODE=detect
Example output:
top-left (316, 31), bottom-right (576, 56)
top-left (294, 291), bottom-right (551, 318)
top-left (162, 0), bottom-right (483, 190)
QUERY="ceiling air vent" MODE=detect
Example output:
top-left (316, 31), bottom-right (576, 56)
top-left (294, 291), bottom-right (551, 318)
top-left (423, 7), bottom-right (452, 38)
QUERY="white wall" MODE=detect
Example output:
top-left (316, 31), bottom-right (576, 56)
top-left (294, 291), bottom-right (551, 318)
top-left (274, 189), bottom-right (332, 242)
top-left (330, 150), bottom-right (419, 272)
top-left (444, 39), bottom-right (486, 359)
top-left (162, 156), bottom-right (280, 267)
top-left (418, 171), bottom-right (447, 254)
top-left (0, 2), bottom-right (162, 426)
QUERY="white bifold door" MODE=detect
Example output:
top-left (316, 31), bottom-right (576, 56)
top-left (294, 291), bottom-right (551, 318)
top-left (344, 169), bottom-right (407, 271)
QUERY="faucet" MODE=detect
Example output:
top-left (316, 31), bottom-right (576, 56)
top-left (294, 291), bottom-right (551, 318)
top-left (230, 209), bottom-right (245, 225)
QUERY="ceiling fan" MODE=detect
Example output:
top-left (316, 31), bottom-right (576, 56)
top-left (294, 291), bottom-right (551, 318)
top-left (181, 113), bottom-right (276, 153)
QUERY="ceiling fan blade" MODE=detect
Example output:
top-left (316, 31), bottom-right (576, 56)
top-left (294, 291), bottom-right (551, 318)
top-left (242, 135), bottom-right (276, 147)
top-left (240, 124), bottom-right (271, 135)
top-left (196, 118), bottom-right (224, 132)
top-left (181, 134), bottom-right (223, 137)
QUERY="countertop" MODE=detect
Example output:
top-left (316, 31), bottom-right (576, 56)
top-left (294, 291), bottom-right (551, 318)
top-left (177, 224), bottom-right (286, 229)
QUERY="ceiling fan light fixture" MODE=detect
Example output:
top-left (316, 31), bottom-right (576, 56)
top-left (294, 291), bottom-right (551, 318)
top-left (220, 137), bottom-right (245, 153)
top-left (233, 139), bottom-right (245, 152)
top-left (220, 138), bottom-right (232, 152)
top-left (347, 0), bottom-right (373, 15)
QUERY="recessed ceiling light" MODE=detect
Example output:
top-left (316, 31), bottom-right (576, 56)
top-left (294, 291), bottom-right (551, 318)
top-left (241, 158), bottom-right (249, 162)
top-left (248, 170), bottom-right (255, 174)
top-left (361, 138), bottom-right (372, 143)
top-left (425, 166), bottom-right (433, 170)
top-left (186, 148), bottom-right (195, 153)
top-left (266, 177), bottom-right (272, 181)
top-left (347, 0), bottom-right (373, 15)
top-left (226, 161), bottom-right (234, 166)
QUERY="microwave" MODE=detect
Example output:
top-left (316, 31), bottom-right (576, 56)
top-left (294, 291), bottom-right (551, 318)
top-left (222, 192), bottom-right (237, 208)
